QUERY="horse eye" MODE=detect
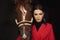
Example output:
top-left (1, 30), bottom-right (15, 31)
top-left (25, 27), bottom-right (31, 31)
top-left (19, 27), bottom-right (23, 31)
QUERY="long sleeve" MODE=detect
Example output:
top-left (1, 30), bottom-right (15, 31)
top-left (48, 24), bottom-right (55, 40)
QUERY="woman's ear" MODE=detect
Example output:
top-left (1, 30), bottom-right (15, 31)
top-left (43, 13), bottom-right (46, 23)
top-left (43, 18), bottom-right (46, 23)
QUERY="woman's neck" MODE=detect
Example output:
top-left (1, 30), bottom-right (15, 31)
top-left (34, 21), bottom-right (43, 31)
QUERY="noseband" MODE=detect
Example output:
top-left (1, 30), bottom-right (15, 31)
top-left (15, 18), bottom-right (33, 27)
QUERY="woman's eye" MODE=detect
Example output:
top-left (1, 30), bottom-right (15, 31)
top-left (39, 13), bottom-right (43, 15)
top-left (34, 14), bottom-right (37, 15)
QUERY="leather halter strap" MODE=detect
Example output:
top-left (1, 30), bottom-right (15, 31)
top-left (15, 18), bottom-right (33, 27)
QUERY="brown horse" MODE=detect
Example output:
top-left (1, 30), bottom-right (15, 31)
top-left (15, 0), bottom-right (33, 40)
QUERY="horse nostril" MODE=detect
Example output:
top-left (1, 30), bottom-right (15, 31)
top-left (22, 33), bottom-right (27, 39)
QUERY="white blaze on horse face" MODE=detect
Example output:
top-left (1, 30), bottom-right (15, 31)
top-left (20, 6), bottom-right (27, 39)
top-left (20, 6), bottom-right (27, 21)
top-left (22, 27), bottom-right (27, 39)
top-left (22, 7), bottom-right (27, 21)
top-left (22, 33), bottom-right (27, 39)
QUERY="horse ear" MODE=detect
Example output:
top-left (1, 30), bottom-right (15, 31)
top-left (43, 18), bottom-right (46, 23)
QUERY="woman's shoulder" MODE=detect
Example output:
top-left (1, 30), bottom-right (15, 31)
top-left (46, 22), bottom-right (53, 26)
top-left (44, 22), bottom-right (53, 29)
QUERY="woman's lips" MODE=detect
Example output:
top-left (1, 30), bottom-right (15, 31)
top-left (37, 19), bottom-right (40, 20)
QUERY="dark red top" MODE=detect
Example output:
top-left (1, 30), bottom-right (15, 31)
top-left (16, 23), bottom-right (55, 40)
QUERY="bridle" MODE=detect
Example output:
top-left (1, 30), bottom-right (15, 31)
top-left (15, 18), bottom-right (33, 27)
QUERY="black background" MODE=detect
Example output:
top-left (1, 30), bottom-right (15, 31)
top-left (0, 0), bottom-right (60, 40)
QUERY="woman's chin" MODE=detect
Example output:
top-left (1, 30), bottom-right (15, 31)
top-left (36, 20), bottom-right (42, 23)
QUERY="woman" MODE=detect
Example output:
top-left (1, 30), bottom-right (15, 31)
top-left (31, 4), bottom-right (55, 40)
top-left (16, 4), bottom-right (55, 40)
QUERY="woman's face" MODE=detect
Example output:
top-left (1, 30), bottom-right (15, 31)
top-left (34, 9), bottom-right (44, 22)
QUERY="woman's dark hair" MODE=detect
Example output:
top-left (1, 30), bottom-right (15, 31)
top-left (32, 4), bottom-right (48, 24)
